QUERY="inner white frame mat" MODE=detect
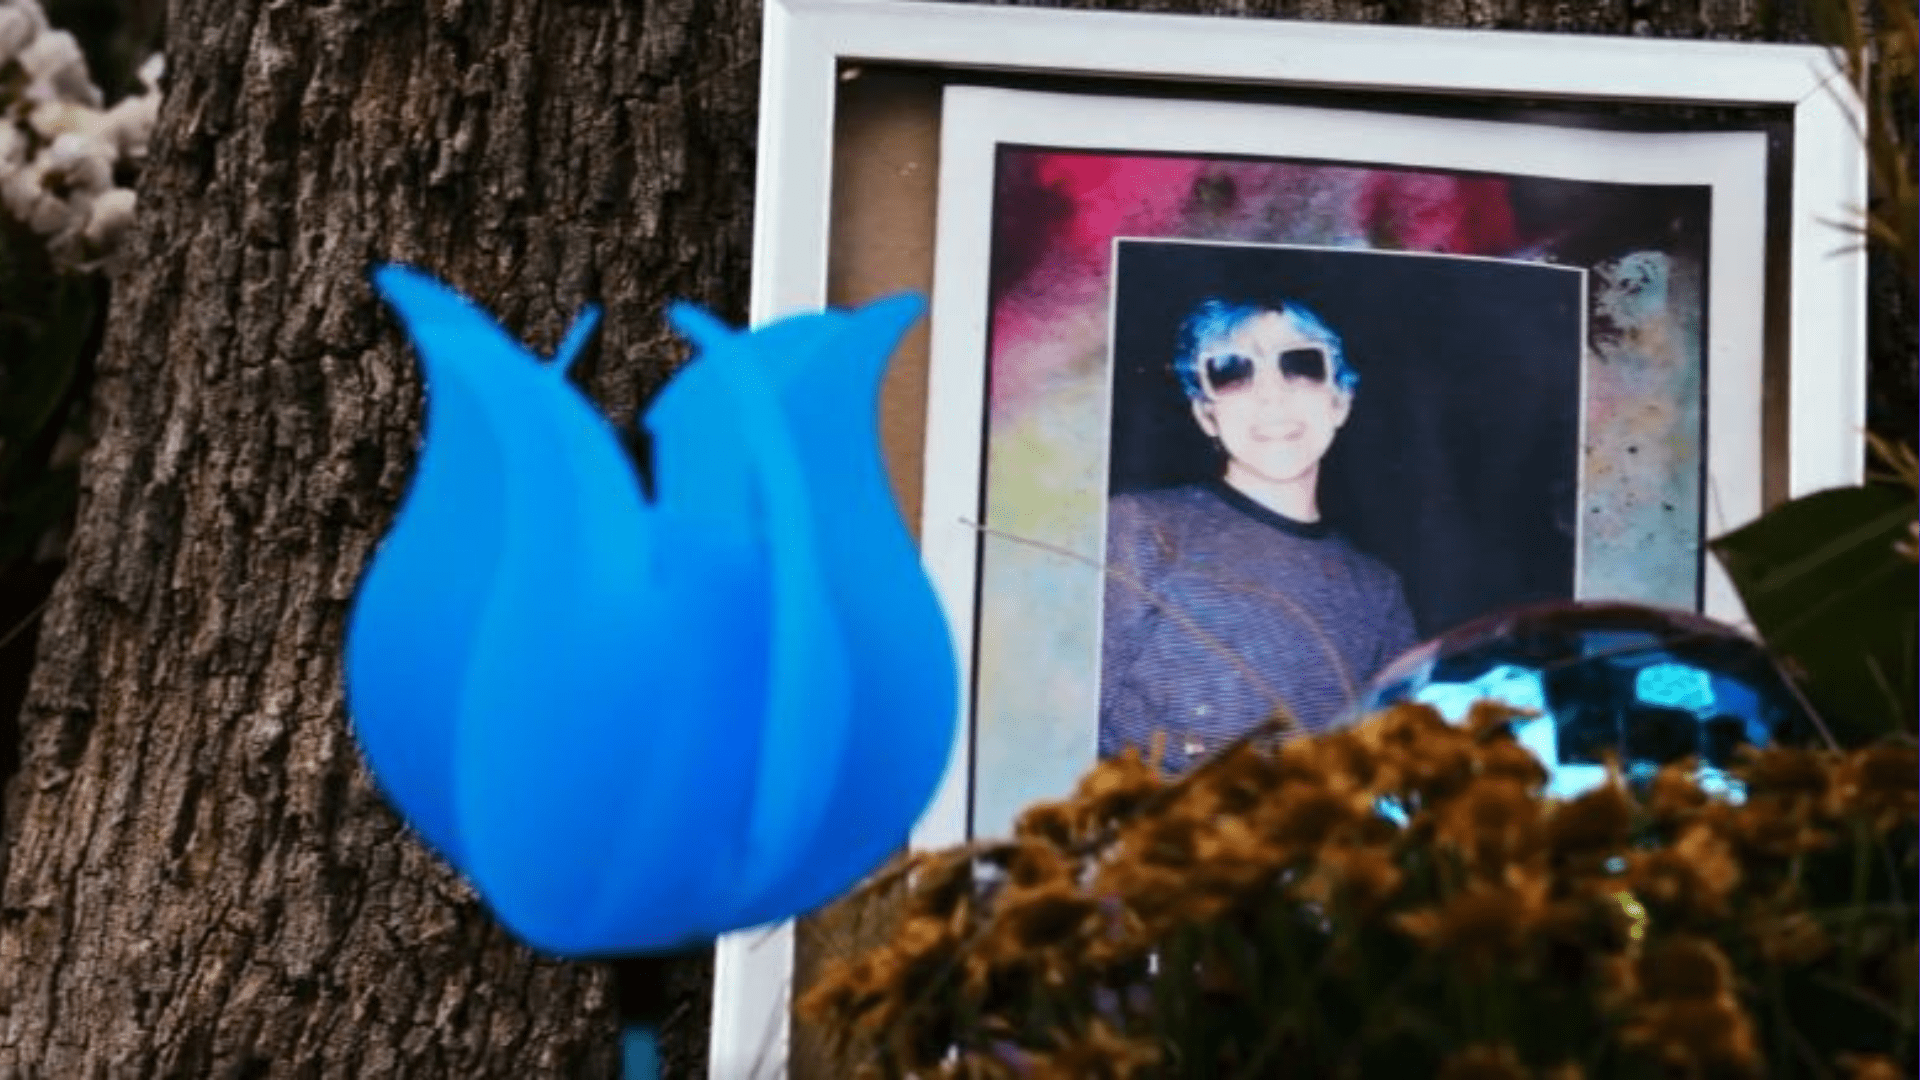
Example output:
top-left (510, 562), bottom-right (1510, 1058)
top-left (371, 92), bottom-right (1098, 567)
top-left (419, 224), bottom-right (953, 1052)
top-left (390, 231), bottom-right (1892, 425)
top-left (716, 3), bottom-right (1865, 1076)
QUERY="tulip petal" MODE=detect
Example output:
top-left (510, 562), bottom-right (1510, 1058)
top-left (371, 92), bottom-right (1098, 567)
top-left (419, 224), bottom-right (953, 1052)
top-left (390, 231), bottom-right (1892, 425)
top-left (650, 304), bottom-right (856, 929)
top-left (347, 265), bottom-right (521, 866)
top-left (717, 296), bottom-right (958, 926)
top-left (358, 269), bottom-right (762, 953)
top-left (445, 309), bottom-right (766, 954)
top-left (653, 297), bottom-right (957, 929)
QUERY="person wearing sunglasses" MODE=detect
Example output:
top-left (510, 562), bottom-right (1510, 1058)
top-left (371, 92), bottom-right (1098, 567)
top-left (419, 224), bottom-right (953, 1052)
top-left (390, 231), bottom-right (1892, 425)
top-left (1099, 296), bottom-right (1417, 772)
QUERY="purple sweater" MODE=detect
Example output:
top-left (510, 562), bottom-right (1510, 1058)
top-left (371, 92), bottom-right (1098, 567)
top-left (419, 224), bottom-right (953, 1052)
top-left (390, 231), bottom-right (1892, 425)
top-left (1098, 481), bottom-right (1417, 771)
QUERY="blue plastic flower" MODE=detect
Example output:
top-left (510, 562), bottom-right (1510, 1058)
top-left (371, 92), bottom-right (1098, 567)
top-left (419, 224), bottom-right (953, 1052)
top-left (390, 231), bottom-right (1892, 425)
top-left (344, 265), bottom-right (956, 955)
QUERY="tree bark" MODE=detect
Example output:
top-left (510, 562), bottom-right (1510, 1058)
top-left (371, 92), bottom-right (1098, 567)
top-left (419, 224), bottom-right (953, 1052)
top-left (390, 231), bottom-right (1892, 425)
top-left (0, 0), bottom-right (1877, 1077)
top-left (0, 0), bottom-right (756, 1075)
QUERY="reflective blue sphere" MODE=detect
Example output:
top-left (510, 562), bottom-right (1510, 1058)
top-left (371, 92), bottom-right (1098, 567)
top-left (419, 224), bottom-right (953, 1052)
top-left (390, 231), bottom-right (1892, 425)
top-left (1356, 601), bottom-right (1817, 801)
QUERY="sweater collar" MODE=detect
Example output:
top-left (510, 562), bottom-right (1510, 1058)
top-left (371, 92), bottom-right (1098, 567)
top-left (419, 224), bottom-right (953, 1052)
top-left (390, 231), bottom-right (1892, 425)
top-left (1207, 478), bottom-right (1333, 540)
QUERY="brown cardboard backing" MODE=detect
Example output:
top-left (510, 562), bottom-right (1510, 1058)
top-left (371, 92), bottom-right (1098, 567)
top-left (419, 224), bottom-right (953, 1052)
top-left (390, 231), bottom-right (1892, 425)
top-left (791, 65), bottom-right (942, 1080)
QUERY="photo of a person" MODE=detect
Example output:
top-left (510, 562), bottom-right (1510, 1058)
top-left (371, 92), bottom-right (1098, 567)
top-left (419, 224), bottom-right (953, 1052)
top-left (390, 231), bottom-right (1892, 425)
top-left (1098, 296), bottom-right (1418, 768)
top-left (1096, 239), bottom-right (1592, 774)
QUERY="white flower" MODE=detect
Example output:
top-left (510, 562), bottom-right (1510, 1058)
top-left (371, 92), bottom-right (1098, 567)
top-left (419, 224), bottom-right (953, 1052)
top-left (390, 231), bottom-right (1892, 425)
top-left (0, 10), bottom-right (160, 271)
top-left (1, 158), bottom-right (77, 235)
top-left (0, 119), bottom-right (26, 167)
top-left (96, 87), bottom-right (155, 159)
top-left (81, 184), bottom-right (132, 249)
top-left (41, 132), bottom-right (112, 195)
top-left (1, 132), bottom-right (108, 252)
top-left (135, 52), bottom-right (164, 92)
top-left (27, 97), bottom-right (107, 141)
top-left (0, 2), bottom-right (49, 70)
top-left (18, 29), bottom-right (100, 107)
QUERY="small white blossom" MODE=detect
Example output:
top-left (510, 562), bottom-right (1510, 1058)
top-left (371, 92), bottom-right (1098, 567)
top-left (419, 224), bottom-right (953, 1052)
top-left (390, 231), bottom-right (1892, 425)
top-left (80, 184), bottom-right (133, 252)
top-left (2, 133), bottom-right (108, 264)
top-left (0, 122), bottom-right (25, 168)
top-left (0, 1), bottom-right (159, 271)
top-left (135, 52), bottom-right (164, 91)
top-left (1, 158), bottom-right (76, 235)
top-left (17, 29), bottom-right (99, 107)
top-left (42, 132), bottom-right (113, 195)
top-left (0, 2), bottom-right (48, 68)
top-left (97, 89), bottom-right (155, 159)
top-left (27, 97), bottom-right (105, 140)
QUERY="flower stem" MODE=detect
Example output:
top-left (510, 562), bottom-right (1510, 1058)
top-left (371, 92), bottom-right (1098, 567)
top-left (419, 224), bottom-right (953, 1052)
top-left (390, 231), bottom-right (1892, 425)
top-left (621, 1026), bottom-right (661, 1080)
top-left (611, 954), bottom-right (683, 1080)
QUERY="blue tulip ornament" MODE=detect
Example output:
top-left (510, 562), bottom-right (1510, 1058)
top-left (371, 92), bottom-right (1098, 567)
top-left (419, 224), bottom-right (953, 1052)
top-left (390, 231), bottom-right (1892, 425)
top-left (344, 265), bottom-right (957, 958)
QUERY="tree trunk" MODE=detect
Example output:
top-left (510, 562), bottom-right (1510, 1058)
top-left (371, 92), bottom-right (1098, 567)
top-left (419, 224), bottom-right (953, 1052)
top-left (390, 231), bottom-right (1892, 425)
top-left (0, 0), bottom-right (756, 1075)
top-left (0, 0), bottom-right (1876, 1077)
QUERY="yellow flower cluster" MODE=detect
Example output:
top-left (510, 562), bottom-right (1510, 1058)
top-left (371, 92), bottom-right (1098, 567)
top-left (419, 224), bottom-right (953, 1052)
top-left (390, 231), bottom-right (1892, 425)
top-left (800, 703), bottom-right (1918, 1079)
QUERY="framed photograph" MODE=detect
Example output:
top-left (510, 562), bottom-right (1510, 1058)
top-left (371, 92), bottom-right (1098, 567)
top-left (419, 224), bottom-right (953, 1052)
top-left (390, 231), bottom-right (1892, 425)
top-left (717, 3), bottom-right (1866, 1077)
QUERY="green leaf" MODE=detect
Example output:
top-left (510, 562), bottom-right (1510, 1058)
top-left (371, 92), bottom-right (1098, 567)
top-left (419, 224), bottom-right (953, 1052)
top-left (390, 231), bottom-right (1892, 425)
top-left (1708, 484), bottom-right (1918, 743)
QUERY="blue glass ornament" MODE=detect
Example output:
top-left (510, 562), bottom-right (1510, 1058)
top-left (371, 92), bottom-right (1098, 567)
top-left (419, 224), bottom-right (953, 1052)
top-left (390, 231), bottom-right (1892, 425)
top-left (344, 265), bottom-right (957, 958)
top-left (1357, 601), bottom-right (1817, 801)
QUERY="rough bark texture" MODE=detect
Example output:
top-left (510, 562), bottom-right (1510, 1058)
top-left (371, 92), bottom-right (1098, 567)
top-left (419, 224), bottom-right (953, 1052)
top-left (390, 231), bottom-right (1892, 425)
top-left (0, 0), bottom-right (1897, 1077)
top-left (0, 0), bottom-right (755, 1075)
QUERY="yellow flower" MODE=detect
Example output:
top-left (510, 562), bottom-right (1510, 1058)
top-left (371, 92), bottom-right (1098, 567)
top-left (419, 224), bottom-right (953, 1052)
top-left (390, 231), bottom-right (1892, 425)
top-left (1546, 780), bottom-right (1634, 861)
top-left (1836, 1053), bottom-right (1908, 1080)
top-left (1628, 825), bottom-right (1742, 921)
top-left (1310, 727), bottom-right (1386, 791)
top-left (1827, 743), bottom-right (1920, 832)
top-left (1437, 1042), bottom-right (1531, 1080)
top-left (1619, 997), bottom-right (1760, 1077)
top-left (972, 880), bottom-right (1101, 994)
top-left (1463, 699), bottom-right (1534, 733)
top-left (1403, 741), bottom-right (1482, 804)
top-left (1071, 749), bottom-right (1165, 831)
top-left (1191, 815), bottom-right (1287, 895)
top-left (1432, 776), bottom-right (1544, 873)
top-left (797, 953), bottom-right (891, 1032)
top-left (1747, 910), bottom-right (1830, 966)
top-left (1529, 888), bottom-right (1645, 990)
top-left (905, 849), bottom-right (978, 921)
top-left (989, 881), bottom-right (1099, 952)
top-left (1093, 858), bottom-right (1197, 931)
top-left (1298, 842), bottom-right (1405, 915)
top-left (1355, 701), bottom-right (1476, 797)
top-left (1263, 781), bottom-right (1375, 856)
top-left (1737, 745), bottom-right (1832, 801)
top-left (1396, 874), bottom-right (1551, 968)
top-left (1635, 935), bottom-right (1736, 1000)
top-left (1001, 837), bottom-right (1077, 889)
top-left (1618, 937), bottom-right (1762, 1076)
top-left (1015, 799), bottom-right (1079, 848)
top-left (1015, 1020), bottom-right (1160, 1080)
top-left (1722, 795), bottom-right (1838, 861)
top-left (1187, 741), bottom-right (1285, 817)
top-left (1479, 736), bottom-right (1550, 788)
top-left (1131, 809), bottom-right (1205, 870)
top-left (1644, 762), bottom-right (1709, 826)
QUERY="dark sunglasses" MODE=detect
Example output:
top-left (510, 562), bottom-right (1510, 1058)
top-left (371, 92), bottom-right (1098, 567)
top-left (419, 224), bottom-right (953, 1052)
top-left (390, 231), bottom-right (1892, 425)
top-left (1199, 345), bottom-right (1330, 398)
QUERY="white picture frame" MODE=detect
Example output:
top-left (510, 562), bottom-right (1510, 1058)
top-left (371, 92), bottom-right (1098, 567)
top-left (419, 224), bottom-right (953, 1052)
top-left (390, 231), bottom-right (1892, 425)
top-left (716, 4), bottom-right (1865, 1077)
